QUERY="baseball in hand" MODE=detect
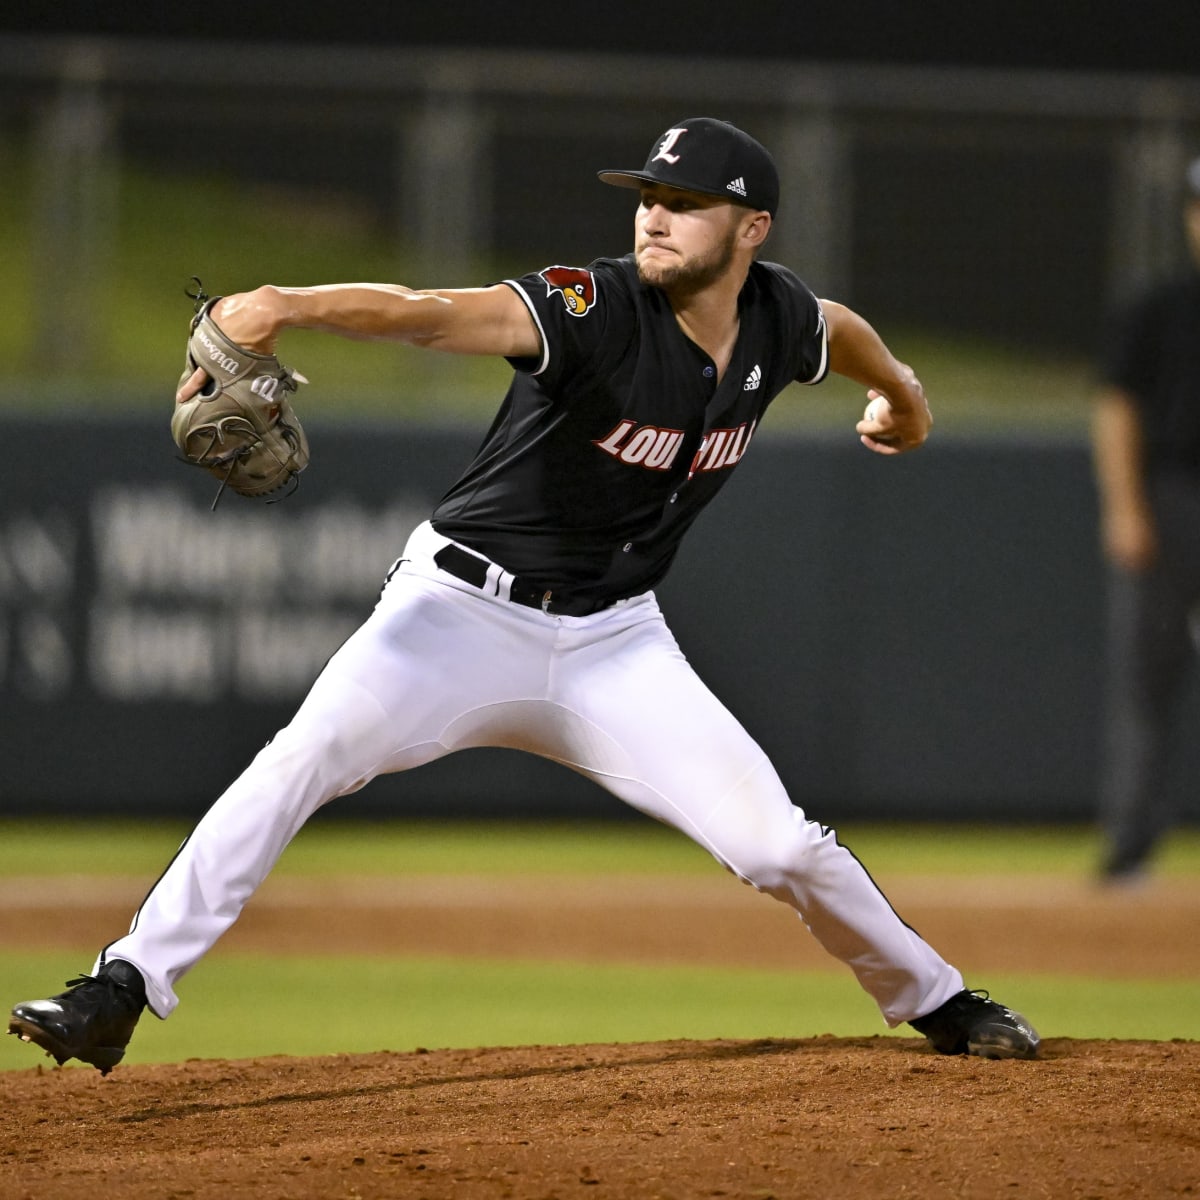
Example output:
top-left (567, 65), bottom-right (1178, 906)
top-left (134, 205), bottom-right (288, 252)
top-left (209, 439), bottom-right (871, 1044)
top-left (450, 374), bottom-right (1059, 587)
top-left (863, 396), bottom-right (892, 422)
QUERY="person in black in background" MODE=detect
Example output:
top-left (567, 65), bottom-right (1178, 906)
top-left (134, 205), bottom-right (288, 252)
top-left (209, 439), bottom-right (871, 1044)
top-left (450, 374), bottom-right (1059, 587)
top-left (1091, 155), bottom-right (1200, 881)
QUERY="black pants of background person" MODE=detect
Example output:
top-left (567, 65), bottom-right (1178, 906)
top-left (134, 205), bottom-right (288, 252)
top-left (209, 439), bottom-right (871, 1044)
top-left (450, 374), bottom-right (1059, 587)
top-left (1098, 472), bottom-right (1200, 879)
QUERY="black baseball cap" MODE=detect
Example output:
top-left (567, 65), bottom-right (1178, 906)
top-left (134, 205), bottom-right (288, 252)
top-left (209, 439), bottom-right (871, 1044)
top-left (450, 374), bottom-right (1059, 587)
top-left (598, 117), bottom-right (780, 218)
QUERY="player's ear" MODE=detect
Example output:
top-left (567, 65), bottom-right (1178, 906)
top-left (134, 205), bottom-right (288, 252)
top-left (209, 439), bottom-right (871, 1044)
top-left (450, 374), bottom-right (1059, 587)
top-left (740, 210), bottom-right (772, 250)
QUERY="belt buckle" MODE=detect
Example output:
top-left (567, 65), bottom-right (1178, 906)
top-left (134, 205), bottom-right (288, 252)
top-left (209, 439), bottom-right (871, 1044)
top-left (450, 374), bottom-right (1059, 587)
top-left (541, 590), bottom-right (553, 614)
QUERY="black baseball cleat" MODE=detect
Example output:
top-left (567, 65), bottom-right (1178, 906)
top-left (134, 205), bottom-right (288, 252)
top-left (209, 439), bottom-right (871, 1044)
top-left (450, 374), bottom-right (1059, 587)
top-left (8, 960), bottom-right (147, 1075)
top-left (909, 989), bottom-right (1040, 1060)
top-left (1098, 849), bottom-right (1151, 886)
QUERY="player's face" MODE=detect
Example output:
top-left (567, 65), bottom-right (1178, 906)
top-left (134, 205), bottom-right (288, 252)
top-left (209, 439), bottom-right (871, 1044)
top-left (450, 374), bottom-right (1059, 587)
top-left (634, 185), bottom-right (744, 294)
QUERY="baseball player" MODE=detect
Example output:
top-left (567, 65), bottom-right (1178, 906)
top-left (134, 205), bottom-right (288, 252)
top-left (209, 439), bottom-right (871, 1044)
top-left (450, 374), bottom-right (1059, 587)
top-left (9, 117), bottom-right (1039, 1072)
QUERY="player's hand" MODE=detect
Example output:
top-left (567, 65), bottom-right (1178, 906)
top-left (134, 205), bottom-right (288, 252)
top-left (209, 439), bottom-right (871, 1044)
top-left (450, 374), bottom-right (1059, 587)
top-left (174, 289), bottom-right (282, 405)
top-left (208, 289), bottom-right (282, 354)
top-left (176, 366), bottom-right (208, 405)
top-left (855, 388), bottom-right (932, 455)
top-left (1102, 505), bottom-right (1158, 572)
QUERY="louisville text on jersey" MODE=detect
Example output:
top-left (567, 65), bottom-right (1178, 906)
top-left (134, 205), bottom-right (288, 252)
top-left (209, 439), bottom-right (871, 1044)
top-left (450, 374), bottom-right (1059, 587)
top-left (593, 419), bottom-right (757, 475)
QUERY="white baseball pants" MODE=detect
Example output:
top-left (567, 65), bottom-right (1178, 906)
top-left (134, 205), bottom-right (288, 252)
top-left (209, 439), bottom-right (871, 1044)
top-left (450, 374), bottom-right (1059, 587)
top-left (102, 521), bottom-right (964, 1026)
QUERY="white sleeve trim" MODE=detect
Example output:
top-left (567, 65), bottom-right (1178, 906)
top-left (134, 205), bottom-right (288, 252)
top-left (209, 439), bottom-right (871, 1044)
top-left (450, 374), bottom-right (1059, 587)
top-left (800, 301), bottom-right (830, 386)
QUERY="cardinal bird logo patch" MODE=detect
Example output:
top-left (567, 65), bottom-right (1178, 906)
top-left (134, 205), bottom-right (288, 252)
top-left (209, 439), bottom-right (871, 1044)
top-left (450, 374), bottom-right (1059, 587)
top-left (541, 266), bottom-right (597, 317)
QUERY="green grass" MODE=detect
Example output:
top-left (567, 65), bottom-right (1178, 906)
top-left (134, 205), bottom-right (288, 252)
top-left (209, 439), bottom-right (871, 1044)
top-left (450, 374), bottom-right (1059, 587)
top-left (837, 821), bottom-right (1200, 877)
top-left (2, 952), bottom-right (1192, 1073)
top-left (1, 817), bottom-right (1197, 879)
top-left (1, 819), bottom-right (1196, 1070)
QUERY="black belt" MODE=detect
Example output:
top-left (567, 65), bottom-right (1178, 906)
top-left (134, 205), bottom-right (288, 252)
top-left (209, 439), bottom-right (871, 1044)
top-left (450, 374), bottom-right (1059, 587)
top-left (433, 544), bottom-right (614, 617)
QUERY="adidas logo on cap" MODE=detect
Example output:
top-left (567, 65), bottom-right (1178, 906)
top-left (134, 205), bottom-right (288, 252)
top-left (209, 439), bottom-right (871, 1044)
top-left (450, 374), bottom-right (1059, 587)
top-left (726, 176), bottom-right (748, 198)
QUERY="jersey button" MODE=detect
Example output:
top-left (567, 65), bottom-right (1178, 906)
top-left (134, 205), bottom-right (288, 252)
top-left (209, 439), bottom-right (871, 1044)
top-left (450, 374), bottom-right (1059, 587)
top-left (702, 365), bottom-right (715, 378)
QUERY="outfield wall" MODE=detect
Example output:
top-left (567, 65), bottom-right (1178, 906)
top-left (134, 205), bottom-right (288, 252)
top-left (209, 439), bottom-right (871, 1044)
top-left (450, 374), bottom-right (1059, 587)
top-left (3, 414), bottom-right (1198, 825)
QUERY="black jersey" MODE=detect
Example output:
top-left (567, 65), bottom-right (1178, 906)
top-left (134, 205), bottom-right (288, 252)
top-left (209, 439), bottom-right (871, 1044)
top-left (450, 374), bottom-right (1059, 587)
top-left (1100, 268), bottom-right (1200, 474)
top-left (431, 253), bottom-right (828, 605)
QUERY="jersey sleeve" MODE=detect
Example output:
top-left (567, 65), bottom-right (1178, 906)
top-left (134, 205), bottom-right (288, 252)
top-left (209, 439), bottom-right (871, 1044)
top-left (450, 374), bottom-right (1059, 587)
top-left (797, 296), bottom-right (830, 386)
top-left (1098, 286), bottom-right (1162, 403)
top-left (501, 261), bottom-right (633, 392)
top-left (757, 263), bottom-right (829, 386)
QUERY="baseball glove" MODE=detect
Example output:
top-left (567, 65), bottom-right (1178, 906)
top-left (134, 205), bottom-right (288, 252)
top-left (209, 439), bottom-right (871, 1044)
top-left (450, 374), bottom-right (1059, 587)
top-left (172, 281), bottom-right (310, 508)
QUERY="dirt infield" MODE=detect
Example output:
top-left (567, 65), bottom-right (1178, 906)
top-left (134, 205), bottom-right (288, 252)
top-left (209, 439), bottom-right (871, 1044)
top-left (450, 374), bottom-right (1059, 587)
top-left (3, 1037), bottom-right (1197, 1199)
top-left (5, 871), bottom-right (1200, 976)
top-left (3, 872), bottom-right (1198, 1198)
